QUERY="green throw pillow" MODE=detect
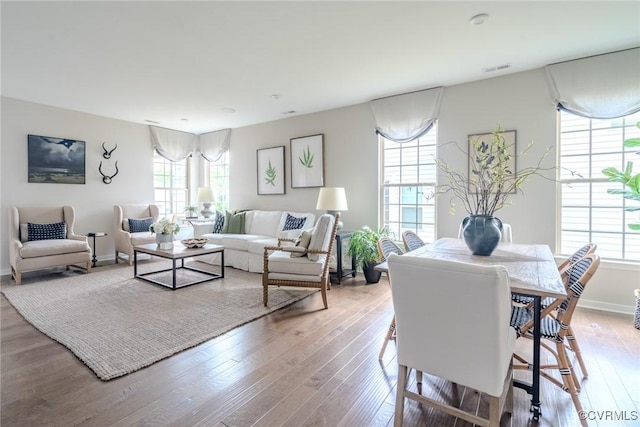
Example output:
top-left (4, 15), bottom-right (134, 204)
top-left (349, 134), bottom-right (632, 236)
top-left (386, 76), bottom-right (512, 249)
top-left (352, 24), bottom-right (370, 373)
top-left (222, 211), bottom-right (246, 234)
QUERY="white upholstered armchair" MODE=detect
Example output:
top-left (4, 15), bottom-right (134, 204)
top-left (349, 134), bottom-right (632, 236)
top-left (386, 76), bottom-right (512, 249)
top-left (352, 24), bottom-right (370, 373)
top-left (388, 254), bottom-right (516, 426)
top-left (9, 205), bottom-right (91, 285)
top-left (113, 204), bottom-right (159, 265)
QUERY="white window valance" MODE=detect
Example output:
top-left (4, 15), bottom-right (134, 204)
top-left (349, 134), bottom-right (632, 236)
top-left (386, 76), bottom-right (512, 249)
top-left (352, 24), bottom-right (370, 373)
top-left (199, 129), bottom-right (231, 162)
top-left (149, 126), bottom-right (198, 161)
top-left (149, 126), bottom-right (232, 162)
top-left (545, 48), bottom-right (640, 119)
top-left (370, 87), bottom-right (443, 143)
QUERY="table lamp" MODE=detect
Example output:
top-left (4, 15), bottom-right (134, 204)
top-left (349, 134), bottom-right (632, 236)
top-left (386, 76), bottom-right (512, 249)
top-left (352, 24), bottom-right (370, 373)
top-left (197, 187), bottom-right (215, 218)
top-left (316, 187), bottom-right (348, 229)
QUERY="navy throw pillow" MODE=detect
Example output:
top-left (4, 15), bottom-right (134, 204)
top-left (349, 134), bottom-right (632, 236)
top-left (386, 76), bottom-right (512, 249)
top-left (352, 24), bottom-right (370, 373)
top-left (213, 212), bottom-right (225, 233)
top-left (283, 213), bottom-right (307, 231)
top-left (129, 217), bottom-right (153, 233)
top-left (27, 221), bottom-right (66, 241)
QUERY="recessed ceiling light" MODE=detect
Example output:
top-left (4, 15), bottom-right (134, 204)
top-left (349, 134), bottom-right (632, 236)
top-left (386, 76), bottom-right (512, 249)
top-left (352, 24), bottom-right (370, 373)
top-left (145, 119), bottom-right (160, 124)
top-left (181, 118), bottom-right (189, 122)
top-left (221, 108), bottom-right (236, 113)
top-left (271, 94), bottom-right (280, 100)
top-left (282, 110), bottom-right (296, 115)
top-left (470, 13), bottom-right (489, 25)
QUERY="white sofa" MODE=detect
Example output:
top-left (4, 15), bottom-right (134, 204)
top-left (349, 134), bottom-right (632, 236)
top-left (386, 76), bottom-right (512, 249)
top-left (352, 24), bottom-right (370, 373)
top-left (193, 210), bottom-right (316, 273)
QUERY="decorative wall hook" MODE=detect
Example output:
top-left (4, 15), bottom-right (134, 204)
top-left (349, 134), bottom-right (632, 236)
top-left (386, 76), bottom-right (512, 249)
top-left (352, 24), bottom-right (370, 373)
top-left (99, 160), bottom-right (118, 184)
top-left (102, 142), bottom-right (117, 159)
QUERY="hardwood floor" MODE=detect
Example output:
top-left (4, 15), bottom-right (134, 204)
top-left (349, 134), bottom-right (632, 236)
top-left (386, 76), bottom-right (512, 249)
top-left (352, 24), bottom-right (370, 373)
top-left (1, 265), bottom-right (639, 426)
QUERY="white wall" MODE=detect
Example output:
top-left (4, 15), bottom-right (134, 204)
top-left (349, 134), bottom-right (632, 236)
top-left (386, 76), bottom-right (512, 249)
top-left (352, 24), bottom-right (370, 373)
top-left (228, 103), bottom-right (379, 231)
top-left (2, 67), bottom-right (638, 313)
top-left (1, 97), bottom-right (155, 268)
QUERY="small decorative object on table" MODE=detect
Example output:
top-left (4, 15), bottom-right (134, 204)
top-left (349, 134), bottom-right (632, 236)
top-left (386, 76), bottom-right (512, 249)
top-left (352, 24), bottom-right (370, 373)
top-left (184, 205), bottom-right (199, 219)
top-left (149, 218), bottom-right (180, 250)
top-left (180, 238), bottom-right (209, 249)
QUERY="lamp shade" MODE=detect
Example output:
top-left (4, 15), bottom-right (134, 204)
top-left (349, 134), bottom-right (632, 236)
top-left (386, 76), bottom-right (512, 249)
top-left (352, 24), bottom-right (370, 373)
top-left (316, 187), bottom-right (348, 211)
top-left (197, 187), bottom-right (215, 203)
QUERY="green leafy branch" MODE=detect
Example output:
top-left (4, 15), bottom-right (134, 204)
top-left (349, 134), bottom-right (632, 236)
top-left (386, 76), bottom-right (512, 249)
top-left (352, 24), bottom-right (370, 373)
top-left (265, 159), bottom-right (277, 186)
top-left (602, 120), bottom-right (640, 230)
top-left (299, 145), bottom-right (314, 168)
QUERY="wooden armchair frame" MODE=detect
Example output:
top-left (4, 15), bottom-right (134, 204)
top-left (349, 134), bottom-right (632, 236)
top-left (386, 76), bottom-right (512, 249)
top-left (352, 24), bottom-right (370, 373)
top-left (262, 213), bottom-right (340, 309)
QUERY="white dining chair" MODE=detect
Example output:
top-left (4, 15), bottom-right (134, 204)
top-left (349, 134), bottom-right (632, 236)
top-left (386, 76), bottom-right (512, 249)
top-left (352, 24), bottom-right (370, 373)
top-left (388, 253), bottom-right (516, 426)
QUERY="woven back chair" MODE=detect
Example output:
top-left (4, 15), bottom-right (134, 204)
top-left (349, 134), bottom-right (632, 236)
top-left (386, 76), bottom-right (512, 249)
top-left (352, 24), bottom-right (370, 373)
top-left (377, 236), bottom-right (404, 262)
top-left (262, 213), bottom-right (339, 309)
top-left (510, 253), bottom-right (600, 424)
top-left (512, 243), bottom-right (597, 306)
top-left (401, 230), bottom-right (425, 252)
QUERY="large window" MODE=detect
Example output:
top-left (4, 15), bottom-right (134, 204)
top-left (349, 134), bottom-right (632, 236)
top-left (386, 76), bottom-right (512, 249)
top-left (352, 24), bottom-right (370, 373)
top-left (559, 111), bottom-right (640, 261)
top-left (207, 151), bottom-right (230, 212)
top-left (153, 151), bottom-right (188, 218)
top-left (381, 126), bottom-right (437, 242)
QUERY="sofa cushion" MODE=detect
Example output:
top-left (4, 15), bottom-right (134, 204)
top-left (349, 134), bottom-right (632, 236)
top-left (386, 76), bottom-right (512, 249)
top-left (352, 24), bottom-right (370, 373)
top-left (130, 232), bottom-right (157, 246)
top-left (213, 212), bottom-right (225, 233)
top-left (247, 237), bottom-right (279, 255)
top-left (282, 213), bottom-right (308, 230)
top-left (291, 230), bottom-right (313, 258)
top-left (128, 217), bottom-right (153, 233)
top-left (27, 221), bottom-right (67, 241)
top-left (222, 211), bottom-right (246, 234)
top-left (267, 250), bottom-right (324, 276)
top-left (246, 210), bottom-right (283, 236)
top-left (277, 212), bottom-right (316, 234)
top-left (20, 239), bottom-right (88, 258)
top-left (220, 234), bottom-right (264, 251)
top-left (202, 233), bottom-right (224, 245)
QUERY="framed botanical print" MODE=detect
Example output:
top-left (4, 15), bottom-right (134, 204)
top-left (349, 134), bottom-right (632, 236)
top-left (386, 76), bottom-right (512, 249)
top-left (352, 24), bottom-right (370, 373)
top-left (257, 146), bottom-right (285, 195)
top-left (290, 134), bottom-right (324, 188)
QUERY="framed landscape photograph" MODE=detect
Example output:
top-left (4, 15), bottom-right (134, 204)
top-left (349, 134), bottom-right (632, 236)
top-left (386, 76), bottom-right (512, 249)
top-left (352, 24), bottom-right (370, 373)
top-left (468, 130), bottom-right (517, 194)
top-left (257, 146), bottom-right (285, 195)
top-left (291, 134), bottom-right (324, 188)
top-left (28, 134), bottom-right (86, 184)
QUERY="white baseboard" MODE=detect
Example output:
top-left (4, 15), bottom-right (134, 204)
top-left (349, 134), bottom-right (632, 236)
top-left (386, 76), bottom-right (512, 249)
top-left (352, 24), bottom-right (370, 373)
top-left (578, 298), bottom-right (635, 316)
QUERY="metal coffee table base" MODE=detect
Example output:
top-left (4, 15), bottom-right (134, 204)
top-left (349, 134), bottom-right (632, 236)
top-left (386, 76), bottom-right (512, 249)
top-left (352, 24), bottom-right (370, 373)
top-left (133, 243), bottom-right (224, 290)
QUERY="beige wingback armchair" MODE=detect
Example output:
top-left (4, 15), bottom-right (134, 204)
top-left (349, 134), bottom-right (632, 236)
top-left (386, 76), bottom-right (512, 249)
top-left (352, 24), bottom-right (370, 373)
top-left (114, 204), bottom-right (159, 265)
top-left (9, 205), bottom-right (91, 285)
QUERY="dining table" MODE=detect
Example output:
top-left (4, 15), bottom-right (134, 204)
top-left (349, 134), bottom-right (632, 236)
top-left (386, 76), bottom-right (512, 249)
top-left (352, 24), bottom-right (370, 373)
top-left (376, 237), bottom-right (567, 421)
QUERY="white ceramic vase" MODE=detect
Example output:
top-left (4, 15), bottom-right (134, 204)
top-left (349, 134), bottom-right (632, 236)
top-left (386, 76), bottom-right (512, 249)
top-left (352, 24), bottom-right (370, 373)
top-left (156, 233), bottom-right (174, 250)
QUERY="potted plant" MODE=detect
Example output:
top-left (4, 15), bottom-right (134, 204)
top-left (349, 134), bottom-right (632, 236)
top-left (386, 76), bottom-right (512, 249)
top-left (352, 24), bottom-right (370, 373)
top-left (348, 226), bottom-right (389, 284)
top-left (437, 125), bottom-right (555, 255)
top-left (602, 120), bottom-right (640, 230)
top-left (184, 205), bottom-right (199, 219)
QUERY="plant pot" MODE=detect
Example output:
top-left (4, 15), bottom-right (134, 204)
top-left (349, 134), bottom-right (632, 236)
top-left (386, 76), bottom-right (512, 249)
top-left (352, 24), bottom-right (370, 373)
top-left (461, 215), bottom-right (502, 256)
top-left (362, 261), bottom-right (382, 284)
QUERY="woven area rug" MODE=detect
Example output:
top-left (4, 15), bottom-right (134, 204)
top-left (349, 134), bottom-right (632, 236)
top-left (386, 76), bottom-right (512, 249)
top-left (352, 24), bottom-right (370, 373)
top-left (1, 262), bottom-right (317, 380)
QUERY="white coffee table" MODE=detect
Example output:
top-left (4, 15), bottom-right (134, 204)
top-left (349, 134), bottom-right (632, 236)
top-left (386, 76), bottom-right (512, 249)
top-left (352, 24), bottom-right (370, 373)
top-left (133, 243), bottom-right (224, 290)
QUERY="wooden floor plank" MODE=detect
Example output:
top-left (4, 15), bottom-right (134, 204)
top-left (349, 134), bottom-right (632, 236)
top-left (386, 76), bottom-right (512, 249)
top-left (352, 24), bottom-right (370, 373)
top-left (2, 265), bottom-right (638, 427)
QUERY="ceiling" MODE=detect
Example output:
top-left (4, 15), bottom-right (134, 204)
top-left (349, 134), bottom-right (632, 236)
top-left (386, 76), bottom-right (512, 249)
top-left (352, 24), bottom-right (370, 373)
top-left (2, 1), bottom-right (639, 134)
